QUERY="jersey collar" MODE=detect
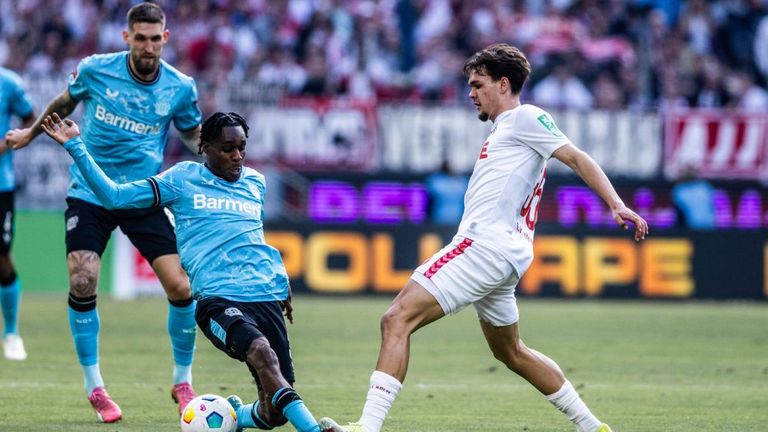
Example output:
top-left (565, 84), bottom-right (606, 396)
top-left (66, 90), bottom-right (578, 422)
top-left (125, 52), bottom-right (162, 85)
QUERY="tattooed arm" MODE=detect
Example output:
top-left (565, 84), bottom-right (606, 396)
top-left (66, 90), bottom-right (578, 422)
top-left (7, 88), bottom-right (79, 150)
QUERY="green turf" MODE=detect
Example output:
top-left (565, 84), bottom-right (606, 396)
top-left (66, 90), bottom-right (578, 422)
top-left (0, 294), bottom-right (766, 431)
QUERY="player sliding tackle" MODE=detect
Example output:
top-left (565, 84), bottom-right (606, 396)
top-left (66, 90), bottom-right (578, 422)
top-left (43, 112), bottom-right (329, 432)
top-left (319, 44), bottom-right (649, 432)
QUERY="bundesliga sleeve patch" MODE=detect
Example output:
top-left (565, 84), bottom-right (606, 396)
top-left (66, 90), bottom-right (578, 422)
top-left (537, 114), bottom-right (563, 137)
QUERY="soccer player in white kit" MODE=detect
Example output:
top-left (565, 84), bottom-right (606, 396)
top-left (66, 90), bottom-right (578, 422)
top-left (319, 44), bottom-right (648, 432)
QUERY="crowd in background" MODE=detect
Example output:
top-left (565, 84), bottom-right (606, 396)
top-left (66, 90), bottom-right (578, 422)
top-left (2, 0), bottom-right (768, 110)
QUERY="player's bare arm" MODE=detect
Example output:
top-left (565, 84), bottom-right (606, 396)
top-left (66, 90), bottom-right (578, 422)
top-left (7, 89), bottom-right (79, 150)
top-left (283, 284), bottom-right (294, 324)
top-left (0, 112), bottom-right (34, 156)
top-left (552, 143), bottom-right (649, 241)
top-left (40, 113), bottom-right (81, 145)
top-left (179, 125), bottom-right (202, 154)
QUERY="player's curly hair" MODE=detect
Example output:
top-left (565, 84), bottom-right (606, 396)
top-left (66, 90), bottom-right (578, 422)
top-left (463, 43), bottom-right (531, 95)
top-left (198, 112), bottom-right (250, 155)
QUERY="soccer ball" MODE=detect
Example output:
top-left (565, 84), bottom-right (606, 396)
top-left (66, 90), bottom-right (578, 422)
top-left (180, 394), bottom-right (238, 432)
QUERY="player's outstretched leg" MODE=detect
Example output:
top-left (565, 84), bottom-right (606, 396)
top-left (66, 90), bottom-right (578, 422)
top-left (1, 272), bottom-right (26, 360)
top-left (481, 320), bottom-right (607, 432)
top-left (319, 417), bottom-right (367, 432)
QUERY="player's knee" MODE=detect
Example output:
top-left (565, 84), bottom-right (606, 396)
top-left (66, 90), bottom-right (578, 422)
top-left (69, 266), bottom-right (98, 297)
top-left (380, 306), bottom-right (404, 335)
top-left (380, 303), bottom-right (414, 338)
top-left (163, 277), bottom-right (191, 300)
top-left (496, 341), bottom-right (527, 371)
top-left (246, 339), bottom-right (279, 372)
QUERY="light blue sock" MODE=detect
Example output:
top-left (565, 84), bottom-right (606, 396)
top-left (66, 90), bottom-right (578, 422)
top-left (168, 300), bottom-right (196, 384)
top-left (68, 306), bottom-right (103, 394)
top-left (238, 401), bottom-right (280, 430)
top-left (236, 402), bottom-right (257, 428)
top-left (0, 277), bottom-right (20, 336)
top-left (272, 388), bottom-right (320, 432)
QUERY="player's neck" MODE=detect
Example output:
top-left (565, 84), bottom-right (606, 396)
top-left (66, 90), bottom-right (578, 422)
top-left (127, 58), bottom-right (160, 83)
top-left (490, 98), bottom-right (521, 123)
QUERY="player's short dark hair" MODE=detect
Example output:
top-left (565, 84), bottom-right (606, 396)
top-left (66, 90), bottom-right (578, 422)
top-left (127, 2), bottom-right (165, 30)
top-left (463, 44), bottom-right (531, 95)
top-left (199, 112), bottom-right (250, 155)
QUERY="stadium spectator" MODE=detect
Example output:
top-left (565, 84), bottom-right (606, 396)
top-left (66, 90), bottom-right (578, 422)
top-left (755, 13), bottom-right (768, 82)
top-left (592, 70), bottom-right (625, 110)
top-left (425, 160), bottom-right (468, 224)
top-left (725, 69), bottom-right (768, 111)
top-left (6, 2), bottom-right (201, 423)
top-left (532, 56), bottom-right (594, 109)
top-left (671, 167), bottom-right (716, 229)
top-left (695, 55), bottom-right (729, 108)
top-left (678, 0), bottom-right (715, 56)
top-left (0, 68), bottom-right (35, 361)
top-left (319, 43), bottom-right (648, 432)
top-left (42, 111), bottom-right (326, 432)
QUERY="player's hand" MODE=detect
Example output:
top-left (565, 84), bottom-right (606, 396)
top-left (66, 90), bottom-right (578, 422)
top-left (611, 204), bottom-right (649, 241)
top-left (40, 113), bottom-right (80, 145)
top-left (282, 285), bottom-right (294, 324)
top-left (5, 127), bottom-right (33, 150)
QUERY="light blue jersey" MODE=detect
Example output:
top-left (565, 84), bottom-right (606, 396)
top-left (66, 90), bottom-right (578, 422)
top-left (67, 51), bottom-right (201, 205)
top-left (0, 68), bottom-right (33, 191)
top-left (63, 136), bottom-right (289, 302)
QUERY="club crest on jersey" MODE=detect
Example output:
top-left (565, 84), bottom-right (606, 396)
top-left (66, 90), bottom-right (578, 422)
top-left (154, 101), bottom-right (171, 116)
top-left (224, 307), bottom-right (243, 317)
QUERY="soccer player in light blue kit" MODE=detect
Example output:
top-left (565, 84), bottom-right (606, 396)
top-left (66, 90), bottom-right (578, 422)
top-left (43, 112), bottom-right (328, 432)
top-left (0, 67), bottom-right (35, 361)
top-left (7, 3), bottom-right (201, 422)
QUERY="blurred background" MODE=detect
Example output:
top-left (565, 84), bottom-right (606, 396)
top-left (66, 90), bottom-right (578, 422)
top-left (7, 0), bottom-right (768, 300)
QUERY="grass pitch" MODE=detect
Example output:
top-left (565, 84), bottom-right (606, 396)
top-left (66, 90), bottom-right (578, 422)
top-left (0, 294), bottom-right (766, 431)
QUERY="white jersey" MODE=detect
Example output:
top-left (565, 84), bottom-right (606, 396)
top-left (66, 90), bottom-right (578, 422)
top-left (456, 104), bottom-right (570, 274)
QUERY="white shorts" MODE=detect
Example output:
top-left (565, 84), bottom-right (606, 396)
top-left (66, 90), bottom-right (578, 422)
top-left (411, 236), bottom-right (521, 327)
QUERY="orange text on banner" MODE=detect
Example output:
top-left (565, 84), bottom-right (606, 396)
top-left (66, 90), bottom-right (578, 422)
top-left (267, 231), bottom-right (442, 293)
top-left (521, 237), bottom-right (693, 297)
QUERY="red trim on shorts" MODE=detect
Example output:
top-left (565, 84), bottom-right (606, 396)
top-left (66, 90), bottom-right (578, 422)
top-left (423, 238), bottom-right (474, 279)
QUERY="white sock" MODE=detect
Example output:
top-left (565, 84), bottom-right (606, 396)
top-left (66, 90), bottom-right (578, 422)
top-left (358, 370), bottom-right (402, 432)
top-left (546, 380), bottom-right (602, 432)
top-left (83, 364), bottom-right (104, 395)
top-left (173, 365), bottom-right (192, 385)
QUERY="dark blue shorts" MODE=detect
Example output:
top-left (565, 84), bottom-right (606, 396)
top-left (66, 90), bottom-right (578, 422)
top-left (195, 297), bottom-right (295, 389)
top-left (64, 197), bottom-right (177, 263)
